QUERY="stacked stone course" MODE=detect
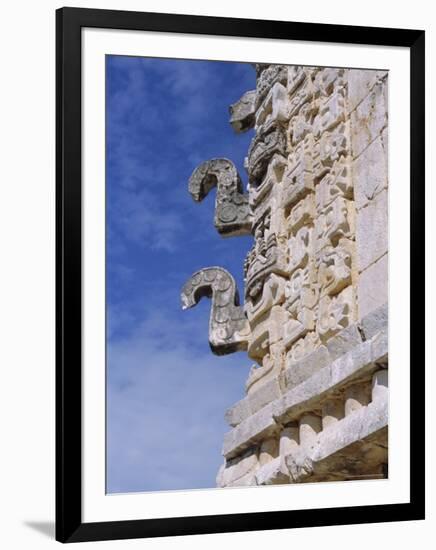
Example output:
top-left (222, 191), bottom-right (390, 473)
top-left (181, 64), bottom-right (388, 486)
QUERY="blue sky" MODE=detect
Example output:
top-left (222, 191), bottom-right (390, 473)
top-left (106, 55), bottom-right (255, 493)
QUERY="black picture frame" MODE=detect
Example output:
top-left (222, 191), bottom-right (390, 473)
top-left (56, 6), bottom-right (425, 543)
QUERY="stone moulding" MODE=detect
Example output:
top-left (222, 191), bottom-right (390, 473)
top-left (229, 90), bottom-right (256, 133)
top-left (188, 158), bottom-right (252, 237)
top-left (222, 326), bottom-right (387, 459)
top-left (181, 266), bottom-right (250, 355)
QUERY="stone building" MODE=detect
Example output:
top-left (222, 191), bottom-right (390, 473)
top-left (181, 64), bottom-right (388, 486)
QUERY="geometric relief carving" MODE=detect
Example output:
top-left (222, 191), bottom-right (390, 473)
top-left (281, 134), bottom-right (314, 210)
top-left (317, 286), bottom-right (355, 341)
top-left (255, 83), bottom-right (291, 129)
top-left (229, 89), bottom-right (256, 133)
top-left (287, 331), bottom-right (321, 364)
top-left (181, 267), bottom-right (250, 355)
top-left (287, 226), bottom-right (313, 275)
top-left (314, 68), bottom-right (346, 97)
top-left (313, 122), bottom-right (349, 181)
top-left (286, 193), bottom-right (316, 235)
top-left (315, 196), bottom-right (354, 252)
top-left (247, 126), bottom-right (287, 185)
top-left (313, 87), bottom-right (346, 137)
top-left (315, 158), bottom-right (353, 212)
top-left (255, 64), bottom-right (288, 110)
top-left (245, 274), bottom-right (286, 323)
top-left (316, 245), bottom-right (352, 297)
top-left (188, 158), bottom-right (252, 237)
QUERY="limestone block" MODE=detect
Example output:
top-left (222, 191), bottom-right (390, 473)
top-left (353, 137), bottom-right (388, 209)
top-left (372, 369), bottom-right (388, 401)
top-left (315, 197), bottom-right (354, 252)
top-left (313, 87), bottom-right (346, 136)
top-left (287, 331), bottom-right (321, 364)
top-left (287, 66), bottom-right (308, 95)
top-left (283, 345), bottom-right (330, 390)
top-left (280, 424), bottom-right (300, 455)
top-left (315, 158), bottom-right (353, 212)
top-left (221, 447), bottom-right (259, 486)
top-left (317, 286), bottom-right (355, 341)
top-left (259, 437), bottom-right (279, 465)
top-left (356, 189), bottom-right (388, 272)
top-left (360, 302), bottom-right (388, 340)
top-left (289, 102), bottom-right (317, 146)
top-left (255, 82), bottom-right (291, 128)
top-left (286, 193), bottom-right (316, 235)
top-left (284, 263), bottom-right (318, 316)
top-left (287, 226), bottom-right (313, 274)
top-left (314, 68), bottom-right (346, 97)
top-left (248, 377), bottom-right (282, 415)
top-left (316, 244), bottom-right (352, 298)
top-left (222, 403), bottom-right (278, 459)
top-left (283, 308), bottom-right (316, 349)
top-left (299, 414), bottom-right (322, 448)
top-left (313, 122), bottom-right (350, 181)
top-left (329, 340), bottom-right (372, 386)
top-left (245, 274), bottom-right (286, 323)
top-left (225, 397), bottom-right (251, 428)
top-left (281, 134), bottom-right (314, 210)
top-left (347, 70), bottom-right (387, 113)
top-left (344, 382), bottom-right (371, 415)
top-left (326, 324), bottom-right (362, 362)
top-left (229, 89), bottom-right (256, 133)
top-left (322, 398), bottom-right (344, 429)
top-left (358, 254), bottom-right (388, 320)
top-left (351, 80), bottom-right (387, 158)
top-left (255, 457), bottom-right (290, 485)
top-left (309, 396), bottom-right (388, 472)
top-left (371, 328), bottom-right (388, 364)
top-left (273, 339), bottom-right (374, 425)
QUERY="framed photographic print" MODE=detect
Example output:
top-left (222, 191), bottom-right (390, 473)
top-left (56, 7), bottom-right (425, 543)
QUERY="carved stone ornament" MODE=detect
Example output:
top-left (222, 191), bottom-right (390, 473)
top-left (229, 90), bottom-right (256, 133)
top-left (181, 267), bottom-right (250, 355)
top-left (188, 158), bottom-right (252, 237)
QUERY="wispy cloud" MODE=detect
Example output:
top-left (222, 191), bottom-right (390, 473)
top-left (106, 56), bottom-right (256, 493)
top-left (107, 308), bottom-right (249, 493)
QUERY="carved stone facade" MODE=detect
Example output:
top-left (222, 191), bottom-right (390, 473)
top-left (182, 65), bottom-right (388, 487)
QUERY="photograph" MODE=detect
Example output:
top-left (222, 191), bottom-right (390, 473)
top-left (106, 57), bottom-right (389, 493)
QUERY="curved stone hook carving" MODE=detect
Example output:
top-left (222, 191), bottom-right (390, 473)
top-left (181, 267), bottom-right (250, 355)
top-left (188, 159), bottom-right (252, 237)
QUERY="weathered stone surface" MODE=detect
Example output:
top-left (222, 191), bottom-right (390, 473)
top-left (183, 65), bottom-right (389, 487)
top-left (353, 137), bottom-right (388, 209)
top-left (188, 158), bottom-right (252, 237)
top-left (358, 254), bottom-right (388, 319)
top-left (356, 189), bottom-right (388, 272)
top-left (274, 338), bottom-right (374, 424)
top-left (255, 457), bottom-right (289, 485)
top-left (326, 324), bottom-right (362, 362)
top-left (229, 90), bottom-right (256, 133)
top-left (285, 395), bottom-right (388, 482)
top-left (347, 70), bottom-right (387, 112)
top-left (371, 328), bottom-right (388, 364)
top-left (222, 403), bottom-right (278, 459)
top-left (225, 397), bottom-right (251, 428)
top-left (181, 267), bottom-right (250, 355)
top-left (360, 302), bottom-right (388, 340)
top-left (248, 377), bottom-right (282, 414)
top-left (221, 447), bottom-right (258, 486)
top-left (283, 345), bottom-right (330, 390)
top-left (351, 80), bottom-right (387, 158)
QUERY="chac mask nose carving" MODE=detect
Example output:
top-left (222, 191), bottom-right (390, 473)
top-left (188, 158), bottom-right (252, 237)
top-left (181, 267), bottom-right (250, 356)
